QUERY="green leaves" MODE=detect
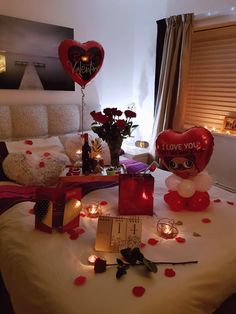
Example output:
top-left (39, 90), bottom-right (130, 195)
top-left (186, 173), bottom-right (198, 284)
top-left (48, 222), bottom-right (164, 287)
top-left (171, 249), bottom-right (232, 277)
top-left (115, 247), bottom-right (158, 279)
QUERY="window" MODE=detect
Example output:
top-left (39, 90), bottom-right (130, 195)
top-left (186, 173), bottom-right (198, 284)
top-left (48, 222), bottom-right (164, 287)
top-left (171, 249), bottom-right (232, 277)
top-left (182, 22), bottom-right (236, 133)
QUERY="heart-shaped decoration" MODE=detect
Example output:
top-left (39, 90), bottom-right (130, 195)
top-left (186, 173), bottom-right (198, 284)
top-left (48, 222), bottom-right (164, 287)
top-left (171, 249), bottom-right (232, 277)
top-left (58, 39), bottom-right (105, 87)
top-left (156, 127), bottom-right (214, 178)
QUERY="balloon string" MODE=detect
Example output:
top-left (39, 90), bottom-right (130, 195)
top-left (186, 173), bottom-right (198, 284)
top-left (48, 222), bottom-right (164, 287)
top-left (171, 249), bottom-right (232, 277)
top-left (81, 86), bottom-right (85, 135)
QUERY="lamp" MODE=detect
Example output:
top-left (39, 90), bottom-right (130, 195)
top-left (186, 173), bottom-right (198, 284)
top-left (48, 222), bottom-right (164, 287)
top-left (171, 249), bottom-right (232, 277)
top-left (135, 140), bottom-right (149, 148)
top-left (0, 54), bottom-right (6, 73)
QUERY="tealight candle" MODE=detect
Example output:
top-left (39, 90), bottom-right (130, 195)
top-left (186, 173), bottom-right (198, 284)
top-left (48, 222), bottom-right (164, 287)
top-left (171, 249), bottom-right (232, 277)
top-left (88, 254), bottom-right (98, 264)
top-left (86, 202), bottom-right (101, 218)
top-left (157, 218), bottom-right (178, 239)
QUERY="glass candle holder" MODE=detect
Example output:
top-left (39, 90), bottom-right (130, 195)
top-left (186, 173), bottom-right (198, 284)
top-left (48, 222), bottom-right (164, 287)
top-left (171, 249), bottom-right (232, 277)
top-left (157, 218), bottom-right (178, 239)
top-left (88, 254), bottom-right (98, 264)
top-left (86, 202), bottom-right (102, 218)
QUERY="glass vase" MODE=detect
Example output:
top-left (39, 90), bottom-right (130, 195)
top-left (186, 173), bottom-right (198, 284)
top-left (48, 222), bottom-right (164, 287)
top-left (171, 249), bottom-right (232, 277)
top-left (108, 139), bottom-right (123, 168)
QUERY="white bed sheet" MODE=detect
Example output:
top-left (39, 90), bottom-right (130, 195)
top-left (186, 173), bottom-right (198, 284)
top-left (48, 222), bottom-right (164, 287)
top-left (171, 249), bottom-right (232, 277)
top-left (0, 169), bottom-right (236, 314)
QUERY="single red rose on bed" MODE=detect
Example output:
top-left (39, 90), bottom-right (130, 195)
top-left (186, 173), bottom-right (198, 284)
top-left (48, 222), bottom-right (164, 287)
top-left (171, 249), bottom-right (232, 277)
top-left (24, 140), bottom-right (33, 145)
top-left (74, 276), bottom-right (87, 286)
top-left (164, 268), bottom-right (176, 277)
top-left (94, 258), bottom-right (107, 273)
top-left (132, 286), bottom-right (145, 297)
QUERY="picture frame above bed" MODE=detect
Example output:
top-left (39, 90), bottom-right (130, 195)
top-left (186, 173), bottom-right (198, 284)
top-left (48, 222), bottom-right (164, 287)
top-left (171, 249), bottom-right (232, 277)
top-left (0, 14), bottom-right (75, 91)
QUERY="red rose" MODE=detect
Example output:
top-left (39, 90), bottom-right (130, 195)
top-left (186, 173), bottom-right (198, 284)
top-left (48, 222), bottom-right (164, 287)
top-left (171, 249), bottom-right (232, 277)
top-left (114, 109), bottom-right (122, 116)
top-left (116, 119), bottom-right (126, 129)
top-left (91, 111), bottom-right (110, 124)
top-left (94, 258), bottom-right (107, 273)
top-left (103, 108), bottom-right (113, 116)
top-left (124, 110), bottom-right (136, 118)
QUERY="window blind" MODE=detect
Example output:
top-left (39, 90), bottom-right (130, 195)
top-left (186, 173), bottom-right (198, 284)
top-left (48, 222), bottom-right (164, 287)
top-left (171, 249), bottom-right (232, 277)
top-left (183, 24), bottom-right (236, 132)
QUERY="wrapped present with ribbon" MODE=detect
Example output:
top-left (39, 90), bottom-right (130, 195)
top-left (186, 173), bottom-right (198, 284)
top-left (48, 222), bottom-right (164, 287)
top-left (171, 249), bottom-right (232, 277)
top-left (34, 187), bottom-right (82, 233)
top-left (118, 174), bottom-right (154, 215)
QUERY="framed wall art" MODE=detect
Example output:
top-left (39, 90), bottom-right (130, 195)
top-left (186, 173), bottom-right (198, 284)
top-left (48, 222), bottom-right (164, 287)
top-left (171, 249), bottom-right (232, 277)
top-left (0, 14), bottom-right (74, 91)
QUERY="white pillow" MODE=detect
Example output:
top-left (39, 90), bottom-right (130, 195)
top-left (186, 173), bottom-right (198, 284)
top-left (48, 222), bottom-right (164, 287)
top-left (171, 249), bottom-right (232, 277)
top-left (3, 152), bottom-right (68, 186)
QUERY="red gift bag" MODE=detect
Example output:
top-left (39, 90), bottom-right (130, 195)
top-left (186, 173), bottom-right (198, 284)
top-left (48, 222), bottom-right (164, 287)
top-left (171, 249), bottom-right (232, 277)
top-left (118, 174), bottom-right (154, 215)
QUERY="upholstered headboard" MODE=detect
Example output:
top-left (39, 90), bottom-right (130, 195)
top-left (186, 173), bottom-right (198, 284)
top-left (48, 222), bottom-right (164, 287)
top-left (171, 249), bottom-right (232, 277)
top-left (0, 103), bottom-right (99, 140)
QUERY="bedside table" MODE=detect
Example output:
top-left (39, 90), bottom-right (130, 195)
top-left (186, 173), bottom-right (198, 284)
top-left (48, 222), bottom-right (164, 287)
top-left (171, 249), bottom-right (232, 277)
top-left (122, 146), bottom-right (154, 164)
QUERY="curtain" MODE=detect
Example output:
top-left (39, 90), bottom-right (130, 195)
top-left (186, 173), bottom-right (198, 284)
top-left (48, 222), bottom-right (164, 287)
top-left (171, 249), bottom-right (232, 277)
top-left (150, 13), bottom-right (193, 158)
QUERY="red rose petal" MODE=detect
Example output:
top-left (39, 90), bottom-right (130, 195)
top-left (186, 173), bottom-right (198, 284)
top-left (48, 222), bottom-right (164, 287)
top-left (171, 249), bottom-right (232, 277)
top-left (227, 201), bottom-right (234, 206)
top-left (74, 276), bottom-right (87, 286)
top-left (100, 201), bottom-right (108, 206)
top-left (25, 150), bottom-right (32, 154)
top-left (43, 152), bottom-right (51, 157)
top-left (24, 140), bottom-right (33, 145)
top-left (202, 218), bottom-right (211, 223)
top-left (175, 237), bottom-right (186, 243)
top-left (140, 242), bottom-right (146, 248)
top-left (164, 268), bottom-right (176, 277)
top-left (80, 212), bottom-right (86, 217)
top-left (132, 286), bottom-right (145, 297)
top-left (39, 161), bottom-right (45, 168)
top-left (213, 199), bottom-right (221, 203)
top-left (148, 238), bottom-right (158, 245)
top-left (28, 208), bottom-right (35, 214)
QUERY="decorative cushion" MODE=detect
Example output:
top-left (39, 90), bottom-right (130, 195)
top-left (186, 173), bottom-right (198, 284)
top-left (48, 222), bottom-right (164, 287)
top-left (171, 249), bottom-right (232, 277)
top-left (0, 106), bottom-right (12, 139)
top-left (11, 105), bottom-right (48, 139)
top-left (3, 152), bottom-right (68, 186)
top-left (47, 104), bottom-right (80, 135)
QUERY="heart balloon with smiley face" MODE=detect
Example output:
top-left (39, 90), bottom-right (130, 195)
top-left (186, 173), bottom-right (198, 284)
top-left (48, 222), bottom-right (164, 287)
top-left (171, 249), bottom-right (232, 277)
top-left (156, 127), bottom-right (214, 179)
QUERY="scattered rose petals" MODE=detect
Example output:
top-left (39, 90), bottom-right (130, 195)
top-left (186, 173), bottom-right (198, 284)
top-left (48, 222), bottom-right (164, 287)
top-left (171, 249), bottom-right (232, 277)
top-left (39, 161), bottom-right (45, 168)
top-left (202, 218), bottom-right (211, 223)
top-left (74, 276), bottom-right (87, 286)
top-left (28, 208), bottom-right (35, 214)
top-left (164, 268), bottom-right (176, 277)
top-left (24, 140), bottom-right (33, 145)
top-left (193, 232), bottom-right (201, 237)
top-left (140, 242), bottom-right (146, 248)
top-left (213, 199), bottom-right (221, 203)
top-left (175, 220), bottom-right (183, 226)
top-left (175, 237), bottom-right (186, 243)
top-left (148, 238), bottom-right (158, 245)
top-left (25, 150), bottom-right (32, 154)
top-left (227, 201), bottom-right (234, 206)
top-left (100, 201), bottom-right (108, 206)
top-left (132, 286), bottom-right (146, 297)
top-left (43, 152), bottom-right (51, 157)
top-left (80, 212), bottom-right (86, 217)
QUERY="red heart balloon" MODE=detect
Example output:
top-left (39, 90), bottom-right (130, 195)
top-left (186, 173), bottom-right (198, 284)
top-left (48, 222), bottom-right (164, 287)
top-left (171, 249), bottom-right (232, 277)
top-left (58, 39), bottom-right (105, 87)
top-left (156, 127), bottom-right (214, 178)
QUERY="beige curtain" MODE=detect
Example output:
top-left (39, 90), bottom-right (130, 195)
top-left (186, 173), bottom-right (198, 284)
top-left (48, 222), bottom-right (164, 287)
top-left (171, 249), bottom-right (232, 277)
top-left (150, 13), bottom-right (193, 158)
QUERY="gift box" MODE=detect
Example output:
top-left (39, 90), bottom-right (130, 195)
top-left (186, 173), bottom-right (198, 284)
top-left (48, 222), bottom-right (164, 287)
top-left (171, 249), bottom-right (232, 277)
top-left (118, 174), bottom-right (154, 215)
top-left (34, 187), bottom-right (82, 233)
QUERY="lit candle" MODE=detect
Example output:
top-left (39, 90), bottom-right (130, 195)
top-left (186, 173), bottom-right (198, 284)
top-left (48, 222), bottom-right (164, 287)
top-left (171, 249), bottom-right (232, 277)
top-left (88, 254), bottom-right (98, 264)
top-left (86, 202), bottom-right (101, 218)
top-left (157, 218), bottom-right (178, 239)
top-left (76, 149), bottom-right (82, 157)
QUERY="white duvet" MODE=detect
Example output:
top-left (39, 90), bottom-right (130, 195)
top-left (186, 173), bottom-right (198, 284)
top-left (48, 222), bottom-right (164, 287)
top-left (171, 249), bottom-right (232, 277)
top-left (0, 169), bottom-right (236, 314)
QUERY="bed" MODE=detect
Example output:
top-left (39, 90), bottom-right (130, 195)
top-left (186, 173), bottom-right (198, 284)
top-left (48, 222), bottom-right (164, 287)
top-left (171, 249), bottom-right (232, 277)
top-left (0, 104), bottom-right (236, 314)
